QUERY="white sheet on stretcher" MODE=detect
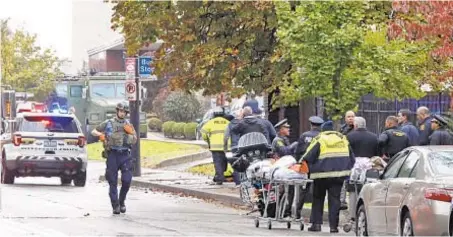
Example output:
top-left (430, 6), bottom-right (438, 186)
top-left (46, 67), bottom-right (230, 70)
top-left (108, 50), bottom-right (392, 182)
top-left (350, 157), bottom-right (372, 182)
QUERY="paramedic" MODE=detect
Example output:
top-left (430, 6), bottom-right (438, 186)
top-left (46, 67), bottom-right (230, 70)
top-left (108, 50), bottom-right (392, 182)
top-left (302, 121), bottom-right (355, 233)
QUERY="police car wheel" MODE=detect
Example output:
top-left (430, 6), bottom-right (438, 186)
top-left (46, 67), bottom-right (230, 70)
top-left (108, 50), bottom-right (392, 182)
top-left (60, 177), bottom-right (72, 185)
top-left (1, 158), bottom-right (15, 184)
top-left (74, 172), bottom-right (86, 187)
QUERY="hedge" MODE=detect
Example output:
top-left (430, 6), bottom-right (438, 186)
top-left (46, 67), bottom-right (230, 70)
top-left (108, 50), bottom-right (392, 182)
top-left (162, 121), bottom-right (176, 137)
top-left (161, 121), bottom-right (199, 140)
top-left (148, 118), bottom-right (163, 132)
top-left (184, 122), bottom-right (198, 140)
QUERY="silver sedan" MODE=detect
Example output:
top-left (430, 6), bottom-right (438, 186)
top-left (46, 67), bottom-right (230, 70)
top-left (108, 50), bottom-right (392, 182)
top-left (355, 146), bottom-right (453, 236)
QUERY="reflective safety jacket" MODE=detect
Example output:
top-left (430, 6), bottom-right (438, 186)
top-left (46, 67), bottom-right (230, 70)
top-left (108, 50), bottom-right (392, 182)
top-left (201, 117), bottom-right (230, 151)
top-left (302, 131), bottom-right (355, 179)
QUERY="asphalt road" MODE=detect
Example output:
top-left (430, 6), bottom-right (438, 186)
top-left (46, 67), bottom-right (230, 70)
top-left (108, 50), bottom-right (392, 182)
top-left (0, 162), bottom-right (353, 236)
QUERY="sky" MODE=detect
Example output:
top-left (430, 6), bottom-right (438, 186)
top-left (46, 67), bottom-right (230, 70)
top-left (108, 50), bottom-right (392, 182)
top-left (0, 0), bottom-right (120, 74)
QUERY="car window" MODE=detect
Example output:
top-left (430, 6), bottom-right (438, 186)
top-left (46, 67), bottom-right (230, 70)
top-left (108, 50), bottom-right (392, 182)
top-left (382, 152), bottom-right (409, 179)
top-left (70, 86), bottom-right (83, 98)
top-left (397, 151), bottom-right (420, 178)
top-left (19, 116), bottom-right (80, 133)
top-left (429, 151), bottom-right (453, 176)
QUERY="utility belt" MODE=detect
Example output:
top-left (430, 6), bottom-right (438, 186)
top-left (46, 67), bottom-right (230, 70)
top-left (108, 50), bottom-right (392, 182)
top-left (102, 146), bottom-right (131, 158)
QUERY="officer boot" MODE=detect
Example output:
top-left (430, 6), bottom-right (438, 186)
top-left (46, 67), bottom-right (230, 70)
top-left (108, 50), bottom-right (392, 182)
top-left (308, 224), bottom-right (321, 232)
top-left (120, 201), bottom-right (126, 213)
top-left (112, 203), bottom-right (121, 215)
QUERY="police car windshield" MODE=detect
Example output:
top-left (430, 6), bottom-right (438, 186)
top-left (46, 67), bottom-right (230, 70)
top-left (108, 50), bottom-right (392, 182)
top-left (20, 116), bottom-right (79, 133)
top-left (429, 151), bottom-right (453, 176)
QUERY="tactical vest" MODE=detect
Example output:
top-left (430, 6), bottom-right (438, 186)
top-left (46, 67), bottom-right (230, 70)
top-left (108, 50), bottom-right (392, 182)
top-left (106, 118), bottom-right (133, 150)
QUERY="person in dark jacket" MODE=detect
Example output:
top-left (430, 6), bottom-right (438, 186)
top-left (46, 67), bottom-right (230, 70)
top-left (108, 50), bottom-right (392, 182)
top-left (223, 109), bottom-right (242, 186)
top-left (230, 106), bottom-right (270, 143)
top-left (302, 121), bottom-right (355, 233)
top-left (417, 106), bottom-right (433, 145)
top-left (295, 116), bottom-right (324, 161)
top-left (397, 109), bottom-right (420, 146)
top-left (340, 110), bottom-right (355, 135)
top-left (378, 116), bottom-right (410, 162)
top-left (242, 93), bottom-right (261, 115)
top-left (429, 114), bottom-right (453, 145)
top-left (347, 117), bottom-right (379, 158)
top-left (271, 118), bottom-right (298, 157)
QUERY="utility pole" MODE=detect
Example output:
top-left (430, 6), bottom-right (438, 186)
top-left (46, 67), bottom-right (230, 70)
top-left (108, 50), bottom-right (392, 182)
top-left (129, 56), bottom-right (141, 177)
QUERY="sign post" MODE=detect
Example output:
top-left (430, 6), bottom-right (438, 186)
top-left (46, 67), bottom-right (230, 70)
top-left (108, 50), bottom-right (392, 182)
top-left (125, 57), bottom-right (141, 177)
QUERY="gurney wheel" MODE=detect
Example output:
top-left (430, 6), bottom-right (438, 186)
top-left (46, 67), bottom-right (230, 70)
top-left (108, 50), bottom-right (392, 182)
top-left (267, 220), bottom-right (272, 230)
top-left (254, 219), bottom-right (259, 228)
top-left (287, 222), bottom-right (291, 229)
top-left (343, 223), bottom-right (352, 233)
top-left (300, 223), bottom-right (304, 231)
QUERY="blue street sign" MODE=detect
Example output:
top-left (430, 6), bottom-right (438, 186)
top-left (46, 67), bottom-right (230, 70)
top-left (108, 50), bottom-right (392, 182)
top-left (138, 56), bottom-right (152, 79)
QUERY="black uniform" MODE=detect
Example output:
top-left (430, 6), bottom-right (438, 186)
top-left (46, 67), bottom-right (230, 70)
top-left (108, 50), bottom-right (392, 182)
top-left (347, 128), bottom-right (379, 158)
top-left (430, 129), bottom-right (453, 145)
top-left (340, 123), bottom-right (354, 135)
top-left (418, 116), bottom-right (434, 146)
top-left (378, 126), bottom-right (410, 161)
top-left (295, 128), bottom-right (322, 161)
top-left (230, 116), bottom-right (270, 143)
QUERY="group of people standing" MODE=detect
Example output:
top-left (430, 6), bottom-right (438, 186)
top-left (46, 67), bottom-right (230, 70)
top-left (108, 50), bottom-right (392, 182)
top-left (200, 99), bottom-right (453, 233)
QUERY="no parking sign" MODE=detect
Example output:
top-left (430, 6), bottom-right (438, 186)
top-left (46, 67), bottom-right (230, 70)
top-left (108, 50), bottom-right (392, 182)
top-left (125, 81), bottom-right (136, 101)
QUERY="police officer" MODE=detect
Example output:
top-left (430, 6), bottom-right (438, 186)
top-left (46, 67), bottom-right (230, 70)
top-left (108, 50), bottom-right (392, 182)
top-left (91, 102), bottom-right (137, 214)
top-left (429, 114), bottom-right (453, 145)
top-left (416, 106), bottom-right (433, 145)
top-left (295, 116), bottom-right (324, 161)
top-left (271, 118), bottom-right (298, 157)
top-left (302, 121), bottom-right (355, 233)
top-left (201, 107), bottom-right (230, 185)
top-left (378, 116), bottom-right (410, 162)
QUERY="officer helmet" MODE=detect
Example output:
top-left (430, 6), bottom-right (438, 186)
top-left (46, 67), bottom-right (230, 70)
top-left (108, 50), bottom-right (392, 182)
top-left (212, 107), bottom-right (224, 117)
top-left (116, 102), bottom-right (130, 113)
top-left (309, 116), bottom-right (324, 125)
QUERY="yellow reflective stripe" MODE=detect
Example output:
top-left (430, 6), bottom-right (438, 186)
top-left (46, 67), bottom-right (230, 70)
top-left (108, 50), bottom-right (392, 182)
top-left (310, 170), bottom-right (351, 179)
top-left (319, 152), bottom-right (349, 160)
top-left (210, 130), bottom-right (225, 135)
top-left (209, 144), bottom-right (225, 150)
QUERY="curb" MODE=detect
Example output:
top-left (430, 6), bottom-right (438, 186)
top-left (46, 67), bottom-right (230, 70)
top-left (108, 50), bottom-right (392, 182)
top-left (144, 136), bottom-right (209, 149)
top-left (154, 150), bottom-right (212, 169)
top-left (99, 175), bottom-right (331, 222)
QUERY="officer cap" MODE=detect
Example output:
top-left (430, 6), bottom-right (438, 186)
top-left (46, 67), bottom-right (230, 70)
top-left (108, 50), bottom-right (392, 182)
top-left (274, 118), bottom-right (290, 129)
top-left (309, 116), bottom-right (324, 125)
top-left (432, 114), bottom-right (449, 127)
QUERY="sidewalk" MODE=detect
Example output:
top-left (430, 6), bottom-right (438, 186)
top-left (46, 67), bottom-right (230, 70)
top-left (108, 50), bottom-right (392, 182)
top-left (100, 164), bottom-right (346, 223)
top-left (146, 132), bottom-right (208, 148)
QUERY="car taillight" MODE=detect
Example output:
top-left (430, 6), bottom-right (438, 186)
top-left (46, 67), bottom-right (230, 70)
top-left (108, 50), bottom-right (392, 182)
top-left (13, 134), bottom-right (22, 146)
top-left (424, 188), bottom-right (453, 202)
top-left (78, 136), bottom-right (85, 148)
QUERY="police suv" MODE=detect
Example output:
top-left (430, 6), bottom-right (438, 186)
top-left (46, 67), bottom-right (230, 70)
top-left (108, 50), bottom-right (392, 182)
top-left (1, 112), bottom-right (87, 186)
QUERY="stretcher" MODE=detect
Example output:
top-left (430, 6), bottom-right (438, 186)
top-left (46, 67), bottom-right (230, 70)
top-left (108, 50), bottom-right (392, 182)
top-left (254, 176), bottom-right (312, 230)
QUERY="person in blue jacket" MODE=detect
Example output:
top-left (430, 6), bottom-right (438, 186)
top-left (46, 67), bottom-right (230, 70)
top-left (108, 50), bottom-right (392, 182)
top-left (397, 109), bottom-right (419, 146)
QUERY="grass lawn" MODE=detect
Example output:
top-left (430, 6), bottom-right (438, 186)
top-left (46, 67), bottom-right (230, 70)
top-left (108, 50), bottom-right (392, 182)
top-left (87, 140), bottom-right (203, 168)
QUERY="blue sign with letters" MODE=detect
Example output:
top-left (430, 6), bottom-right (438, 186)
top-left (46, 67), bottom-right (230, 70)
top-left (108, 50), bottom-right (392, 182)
top-left (138, 56), bottom-right (152, 79)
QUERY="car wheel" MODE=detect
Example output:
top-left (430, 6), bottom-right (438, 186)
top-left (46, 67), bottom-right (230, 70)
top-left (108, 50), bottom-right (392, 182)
top-left (60, 177), bottom-right (72, 185)
top-left (74, 172), bottom-right (86, 187)
top-left (356, 204), bottom-right (368, 236)
top-left (1, 159), bottom-right (15, 184)
top-left (401, 212), bottom-right (414, 236)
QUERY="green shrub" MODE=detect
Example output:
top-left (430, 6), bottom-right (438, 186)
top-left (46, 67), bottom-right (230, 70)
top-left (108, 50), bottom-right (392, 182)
top-left (148, 118), bottom-right (163, 132)
top-left (162, 121), bottom-right (176, 137)
top-left (173, 122), bottom-right (186, 138)
top-left (184, 122), bottom-right (198, 140)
